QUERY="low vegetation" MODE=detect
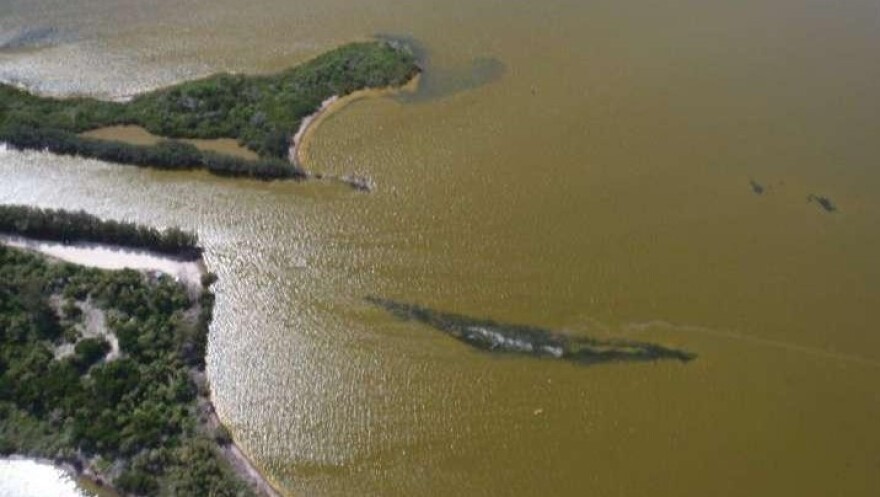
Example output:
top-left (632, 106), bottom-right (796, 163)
top-left (0, 239), bottom-right (251, 495)
top-left (0, 41), bottom-right (420, 179)
top-left (0, 204), bottom-right (201, 259)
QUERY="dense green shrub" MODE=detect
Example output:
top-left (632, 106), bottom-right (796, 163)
top-left (72, 338), bottom-right (110, 372)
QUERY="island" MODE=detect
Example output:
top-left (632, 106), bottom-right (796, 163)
top-left (0, 205), bottom-right (276, 496)
top-left (0, 41), bottom-right (420, 180)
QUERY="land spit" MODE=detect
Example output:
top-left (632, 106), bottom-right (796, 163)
top-left (290, 73), bottom-right (421, 191)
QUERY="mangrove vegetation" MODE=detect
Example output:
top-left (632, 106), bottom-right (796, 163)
top-left (0, 41), bottom-right (420, 179)
top-left (0, 204), bottom-right (201, 259)
top-left (0, 235), bottom-right (254, 495)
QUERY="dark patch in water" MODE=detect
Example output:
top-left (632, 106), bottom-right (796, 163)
top-left (749, 179), bottom-right (765, 195)
top-left (807, 194), bottom-right (836, 213)
top-left (375, 33), bottom-right (506, 103)
top-left (367, 297), bottom-right (695, 366)
top-left (0, 26), bottom-right (67, 51)
top-left (375, 34), bottom-right (429, 62)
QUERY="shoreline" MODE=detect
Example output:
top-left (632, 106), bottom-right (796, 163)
top-left (0, 237), bottom-right (285, 497)
top-left (2, 405), bottom-right (283, 497)
top-left (289, 95), bottom-right (338, 167)
top-left (197, 390), bottom-right (284, 497)
top-left (0, 234), bottom-right (205, 294)
top-left (289, 73), bottom-right (421, 173)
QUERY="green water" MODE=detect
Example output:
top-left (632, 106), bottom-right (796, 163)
top-left (2, 0), bottom-right (880, 495)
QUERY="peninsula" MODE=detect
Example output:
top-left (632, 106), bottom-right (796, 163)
top-left (0, 205), bottom-right (276, 496)
top-left (0, 41), bottom-right (419, 179)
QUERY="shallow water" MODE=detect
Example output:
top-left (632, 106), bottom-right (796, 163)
top-left (2, 1), bottom-right (880, 496)
top-left (0, 234), bottom-right (204, 289)
top-left (81, 126), bottom-right (260, 160)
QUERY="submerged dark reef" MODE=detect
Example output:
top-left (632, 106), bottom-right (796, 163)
top-left (807, 194), bottom-right (837, 213)
top-left (367, 297), bottom-right (695, 366)
top-left (749, 179), bottom-right (765, 195)
top-left (0, 26), bottom-right (68, 51)
top-left (376, 34), bottom-right (506, 102)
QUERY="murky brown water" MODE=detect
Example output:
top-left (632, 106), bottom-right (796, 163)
top-left (2, 1), bottom-right (880, 496)
top-left (81, 126), bottom-right (259, 160)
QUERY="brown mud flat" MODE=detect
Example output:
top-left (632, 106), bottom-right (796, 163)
top-left (81, 125), bottom-right (260, 161)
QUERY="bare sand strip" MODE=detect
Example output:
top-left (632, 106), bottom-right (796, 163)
top-left (0, 234), bottom-right (204, 291)
top-left (223, 442), bottom-right (283, 497)
top-left (289, 74), bottom-right (421, 171)
top-left (289, 95), bottom-right (338, 167)
top-left (197, 394), bottom-right (284, 497)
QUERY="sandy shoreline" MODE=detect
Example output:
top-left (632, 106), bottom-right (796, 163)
top-left (289, 74), bottom-right (421, 171)
top-left (289, 95), bottom-right (338, 167)
top-left (0, 237), bottom-right (284, 497)
top-left (197, 391), bottom-right (284, 497)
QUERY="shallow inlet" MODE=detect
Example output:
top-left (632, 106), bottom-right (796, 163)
top-left (80, 125), bottom-right (259, 160)
top-left (0, 234), bottom-right (205, 291)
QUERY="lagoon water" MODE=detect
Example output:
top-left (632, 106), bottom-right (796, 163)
top-left (0, 234), bottom-right (204, 289)
top-left (2, 1), bottom-right (880, 496)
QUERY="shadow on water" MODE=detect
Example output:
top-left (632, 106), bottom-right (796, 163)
top-left (749, 179), bottom-right (765, 195)
top-left (366, 297), bottom-right (696, 366)
top-left (0, 26), bottom-right (70, 51)
top-left (376, 33), bottom-right (506, 103)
